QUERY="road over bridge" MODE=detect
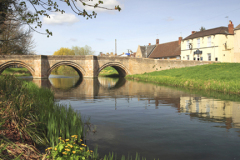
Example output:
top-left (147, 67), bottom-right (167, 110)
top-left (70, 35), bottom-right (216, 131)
top-left (0, 55), bottom-right (213, 78)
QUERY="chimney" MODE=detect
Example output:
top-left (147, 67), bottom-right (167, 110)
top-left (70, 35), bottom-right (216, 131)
top-left (149, 43), bottom-right (151, 46)
top-left (192, 31), bottom-right (196, 34)
top-left (228, 20), bottom-right (234, 34)
top-left (178, 37), bottom-right (182, 45)
top-left (156, 39), bottom-right (159, 45)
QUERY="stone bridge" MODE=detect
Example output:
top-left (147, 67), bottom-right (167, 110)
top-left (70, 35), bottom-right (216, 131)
top-left (0, 55), bottom-right (214, 78)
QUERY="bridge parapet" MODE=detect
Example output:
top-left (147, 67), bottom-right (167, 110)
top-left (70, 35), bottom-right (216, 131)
top-left (0, 55), bottom-right (215, 79)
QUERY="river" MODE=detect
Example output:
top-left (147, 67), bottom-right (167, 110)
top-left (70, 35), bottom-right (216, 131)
top-left (24, 75), bottom-right (240, 160)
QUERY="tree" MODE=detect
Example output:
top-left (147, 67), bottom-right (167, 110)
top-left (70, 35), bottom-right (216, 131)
top-left (0, 11), bottom-right (35, 55)
top-left (199, 26), bottom-right (206, 31)
top-left (1, 0), bottom-right (121, 37)
top-left (72, 45), bottom-right (95, 55)
top-left (53, 47), bottom-right (75, 55)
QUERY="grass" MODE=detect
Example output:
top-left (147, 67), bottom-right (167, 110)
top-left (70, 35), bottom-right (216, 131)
top-left (0, 75), bottom-right (87, 159)
top-left (1, 68), bottom-right (32, 77)
top-left (126, 63), bottom-right (240, 95)
top-left (99, 67), bottom-right (119, 77)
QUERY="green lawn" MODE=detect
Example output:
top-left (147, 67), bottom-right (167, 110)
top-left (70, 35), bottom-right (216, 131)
top-left (98, 66), bottom-right (119, 77)
top-left (126, 63), bottom-right (240, 95)
top-left (1, 68), bottom-right (32, 77)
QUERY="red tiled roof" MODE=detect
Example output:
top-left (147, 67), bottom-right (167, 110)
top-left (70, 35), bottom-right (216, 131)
top-left (183, 27), bottom-right (232, 40)
top-left (148, 41), bottom-right (180, 58)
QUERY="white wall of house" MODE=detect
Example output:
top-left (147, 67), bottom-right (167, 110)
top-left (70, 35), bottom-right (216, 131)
top-left (181, 34), bottom-right (234, 62)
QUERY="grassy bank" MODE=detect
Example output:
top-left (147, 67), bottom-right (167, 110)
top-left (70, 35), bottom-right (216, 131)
top-left (1, 68), bottom-right (32, 77)
top-left (0, 75), bottom-right (93, 159)
top-left (98, 67), bottom-right (119, 77)
top-left (126, 63), bottom-right (240, 95)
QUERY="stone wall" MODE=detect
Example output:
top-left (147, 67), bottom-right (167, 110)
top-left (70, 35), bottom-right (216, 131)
top-left (0, 55), bottom-right (215, 78)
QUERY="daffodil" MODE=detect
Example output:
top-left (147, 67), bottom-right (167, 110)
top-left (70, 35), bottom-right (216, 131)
top-left (55, 148), bottom-right (57, 151)
top-left (62, 152), bottom-right (67, 155)
top-left (65, 149), bottom-right (70, 151)
top-left (65, 139), bottom-right (69, 142)
top-left (72, 151), bottom-right (76, 154)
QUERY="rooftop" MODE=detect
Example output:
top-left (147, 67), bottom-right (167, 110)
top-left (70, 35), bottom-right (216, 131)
top-left (183, 27), bottom-right (232, 40)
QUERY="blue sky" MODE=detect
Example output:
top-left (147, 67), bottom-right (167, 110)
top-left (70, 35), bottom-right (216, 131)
top-left (31, 0), bottom-right (240, 55)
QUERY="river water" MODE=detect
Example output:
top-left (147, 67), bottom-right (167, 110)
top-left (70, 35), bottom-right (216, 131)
top-left (27, 75), bottom-right (240, 160)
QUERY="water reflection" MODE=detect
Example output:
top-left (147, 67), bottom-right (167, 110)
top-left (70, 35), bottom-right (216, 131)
top-left (31, 76), bottom-right (240, 130)
top-left (28, 76), bottom-right (240, 159)
top-left (180, 96), bottom-right (240, 129)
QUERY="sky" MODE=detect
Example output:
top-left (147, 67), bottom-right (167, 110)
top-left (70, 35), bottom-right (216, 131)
top-left (30, 0), bottom-right (240, 56)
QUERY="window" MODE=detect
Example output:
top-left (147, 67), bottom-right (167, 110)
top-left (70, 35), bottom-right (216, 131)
top-left (208, 36), bottom-right (211, 47)
top-left (187, 55), bottom-right (189, 60)
top-left (208, 53), bottom-right (211, 61)
top-left (200, 57), bottom-right (203, 61)
top-left (162, 57), bottom-right (164, 59)
top-left (167, 57), bottom-right (170, 59)
top-left (215, 57), bottom-right (218, 61)
top-left (176, 56), bottom-right (180, 59)
top-left (186, 40), bottom-right (189, 49)
top-left (193, 57), bottom-right (196, 60)
top-left (197, 38), bottom-right (200, 48)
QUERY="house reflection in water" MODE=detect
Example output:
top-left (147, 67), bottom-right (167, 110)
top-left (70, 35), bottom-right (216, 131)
top-left (180, 97), bottom-right (240, 129)
top-left (147, 96), bottom-right (240, 130)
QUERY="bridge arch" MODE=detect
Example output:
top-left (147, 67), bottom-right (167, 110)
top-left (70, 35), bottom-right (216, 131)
top-left (47, 61), bottom-right (86, 77)
top-left (0, 60), bottom-right (35, 76)
top-left (97, 62), bottom-right (130, 77)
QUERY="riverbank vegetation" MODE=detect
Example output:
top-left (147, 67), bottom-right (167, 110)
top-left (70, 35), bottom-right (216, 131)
top-left (1, 68), bottom-right (31, 77)
top-left (126, 63), bottom-right (240, 95)
top-left (99, 67), bottom-right (119, 77)
top-left (0, 75), bottom-right (92, 159)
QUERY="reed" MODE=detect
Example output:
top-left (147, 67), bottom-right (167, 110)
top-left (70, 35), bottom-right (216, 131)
top-left (0, 75), bottom-right (85, 148)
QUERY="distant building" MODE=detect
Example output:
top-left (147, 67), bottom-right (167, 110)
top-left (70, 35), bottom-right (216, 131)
top-left (148, 38), bottom-right (181, 60)
top-left (135, 43), bottom-right (156, 58)
top-left (135, 38), bottom-right (181, 60)
top-left (181, 21), bottom-right (235, 62)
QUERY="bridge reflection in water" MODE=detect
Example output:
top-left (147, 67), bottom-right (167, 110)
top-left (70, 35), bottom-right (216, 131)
top-left (30, 76), bottom-right (240, 132)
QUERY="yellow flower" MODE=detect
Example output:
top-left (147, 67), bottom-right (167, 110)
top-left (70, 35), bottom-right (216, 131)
top-left (48, 147), bottom-right (52, 150)
top-left (58, 137), bottom-right (61, 139)
top-left (65, 146), bottom-right (69, 148)
top-left (65, 149), bottom-right (70, 151)
top-left (71, 135), bottom-right (75, 138)
top-left (80, 148), bottom-right (83, 150)
top-left (65, 139), bottom-right (69, 142)
top-left (55, 148), bottom-right (57, 151)
top-left (72, 151), bottom-right (76, 154)
top-left (80, 139), bottom-right (83, 141)
top-left (45, 149), bottom-right (47, 152)
top-left (62, 152), bottom-right (67, 155)
top-left (81, 144), bottom-right (85, 146)
top-left (73, 143), bottom-right (76, 144)
top-left (90, 150), bottom-right (93, 152)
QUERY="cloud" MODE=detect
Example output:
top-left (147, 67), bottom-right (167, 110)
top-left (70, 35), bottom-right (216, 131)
top-left (96, 38), bottom-right (104, 41)
top-left (69, 38), bottom-right (78, 42)
top-left (76, 0), bottom-right (123, 12)
top-left (165, 17), bottom-right (174, 22)
top-left (43, 12), bottom-right (79, 25)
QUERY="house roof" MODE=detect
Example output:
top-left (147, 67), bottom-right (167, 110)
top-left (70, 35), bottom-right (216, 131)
top-left (183, 27), bottom-right (232, 40)
top-left (140, 45), bottom-right (156, 58)
top-left (235, 24), bottom-right (240, 30)
top-left (148, 41), bottom-right (180, 58)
